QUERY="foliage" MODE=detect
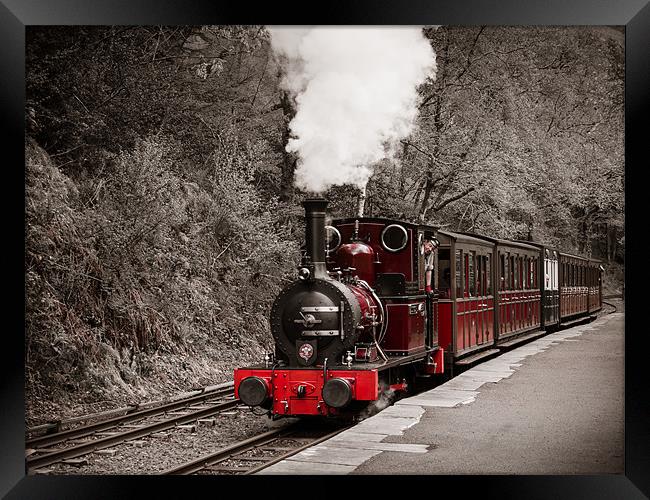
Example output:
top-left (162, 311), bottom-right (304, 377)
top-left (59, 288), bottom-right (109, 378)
top-left (361, 26), bottom-right (624, 261)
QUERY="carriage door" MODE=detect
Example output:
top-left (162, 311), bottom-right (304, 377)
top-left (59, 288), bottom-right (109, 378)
top-left (479, 253), bottom-right (493, 345)
top-left (552, 252), bottom-right (559, 324)
top-left (465, 251), bottom-right (478, 349)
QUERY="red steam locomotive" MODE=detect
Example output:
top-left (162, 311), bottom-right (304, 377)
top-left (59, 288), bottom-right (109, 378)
top-left (234, 198), bottom-right (603, 418)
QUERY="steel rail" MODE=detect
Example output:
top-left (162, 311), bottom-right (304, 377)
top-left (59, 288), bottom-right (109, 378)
top-left (163, 428), bottom-right (289, 475)
top-left (26, 382), bottom-right (234, 437)
top-left (244, 426), bottom-right (351, 475)
top-left (163, 425), bottom-right (351, 475)
top-left (26, 386), bottom-right (235, 449)
top-left (26, 397), bottom-right (240, 472)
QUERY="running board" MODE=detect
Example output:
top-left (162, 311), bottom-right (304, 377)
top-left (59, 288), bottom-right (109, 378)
top-left (497, 329), bottom-right (547, 349)
top-left (455, 348), bottom-right (500, 366)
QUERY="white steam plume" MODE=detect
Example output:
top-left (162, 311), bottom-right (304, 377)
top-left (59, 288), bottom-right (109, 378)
top-left (269, 26), bottom-right (437, 193)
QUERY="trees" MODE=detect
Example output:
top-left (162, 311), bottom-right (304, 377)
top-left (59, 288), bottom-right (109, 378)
top-left (363, 26), bottom-right (623, 260)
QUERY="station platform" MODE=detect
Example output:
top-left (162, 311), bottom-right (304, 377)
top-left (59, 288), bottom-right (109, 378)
top-left (258, 309), bottom-right (624, 475)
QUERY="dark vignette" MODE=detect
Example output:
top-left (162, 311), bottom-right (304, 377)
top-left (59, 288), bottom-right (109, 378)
top-left (1, 0), bottom-right (647, 498)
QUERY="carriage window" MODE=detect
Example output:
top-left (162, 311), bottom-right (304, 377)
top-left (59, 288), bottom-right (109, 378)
top-left (464, 253), bottom-right (469, 296)
top-left (579, 265), bottom-right (582, 286)
top-left (523, 257), bottom-right (528, 289)
top-left (483, 254), bottom-right (487, 296)
top-left (511, 255), bottom-right (517, 290)
top-left (515, 256), bottom-right (519, 290)
top-left (486, 255), bottom-right (491, 295)
top-left (502, 253), bottom-right (508, 291)
top-left (530, 258), bottom-right (534, 289)
top-left (545, 260), bottom-right (549, 288)
top-left (563, 263), bottom-right (567, 287)
top-left (580, 264), bottom-right (585, 286)
top-left (468, 251), bottom-right (476, 296)
top-left (456, 250), bottom-right (463, 298)
top-left (550, 260), bottom-right (554, 290)
top-left (438, 249), bottom-right (451, 299)
top-left (571, 263), bottom-right (578, 286)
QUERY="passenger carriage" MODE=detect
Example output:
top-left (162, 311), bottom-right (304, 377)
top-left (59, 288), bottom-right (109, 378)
top-left (435, 231), bottom-right (497, 367)
top-left (516, 242), bottom-right (561, 331)
top-left (459, 234), bottom-right (542, 345)
top-left (558, 253), bottom-right (603, 324)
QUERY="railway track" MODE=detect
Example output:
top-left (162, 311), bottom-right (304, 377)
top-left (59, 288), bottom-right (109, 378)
top-left (26, 384), bottom-right (240, 473)
top-left (163, 423), bottom-right (351, 475)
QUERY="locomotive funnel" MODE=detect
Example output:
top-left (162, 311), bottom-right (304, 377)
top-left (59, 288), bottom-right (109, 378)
top-left (302, 198), bottom-right (329, 279)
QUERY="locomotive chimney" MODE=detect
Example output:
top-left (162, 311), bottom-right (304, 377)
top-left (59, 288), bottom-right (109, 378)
top-left (302, 198), bottom-right (329, 279)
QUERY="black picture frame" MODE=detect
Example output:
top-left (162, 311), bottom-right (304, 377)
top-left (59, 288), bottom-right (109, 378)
top-left (3, 1), bottom-right (646, 498)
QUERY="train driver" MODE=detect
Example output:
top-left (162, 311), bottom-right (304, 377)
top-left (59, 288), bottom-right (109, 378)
top-left (423, 237), bottom-right (438, 294)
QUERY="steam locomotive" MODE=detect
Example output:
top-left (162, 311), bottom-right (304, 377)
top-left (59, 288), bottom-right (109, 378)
top-left (234, 198), bottom-right (603, 418)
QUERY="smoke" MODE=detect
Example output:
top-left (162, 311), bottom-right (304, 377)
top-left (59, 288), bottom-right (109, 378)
top-left (357, 383), bottom-right (397, 421)
top-left (269, 27), bottom-right (437, 193)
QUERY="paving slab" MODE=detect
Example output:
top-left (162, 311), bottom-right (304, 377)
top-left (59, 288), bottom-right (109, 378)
top-left (353, 416), bottom-right (420, 435)
top-left (281, 444), bottom-right (382, 466)
top-left (329, 430), bottom-right (388, 442)
top-left (438, 377), bottom-right (486, 391)
top-left (324, 440), bottom-right (429, 453)
top-left (376, 404), bottom-right (426, 419)
top-left (258, 461), bottom-right (357, 475)
top-left (396, 392), bottom-right (477, 407)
